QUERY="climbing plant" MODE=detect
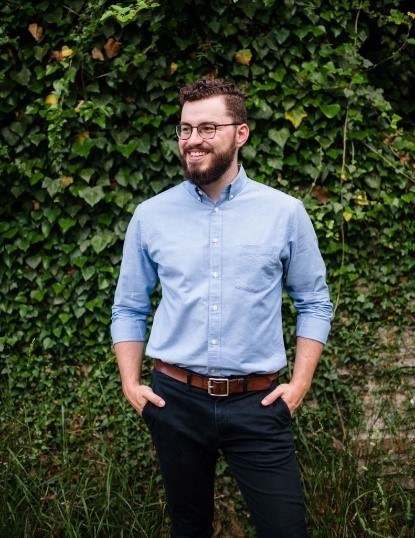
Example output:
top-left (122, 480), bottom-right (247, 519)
top-left (0, 0), bottom-right (414, 518)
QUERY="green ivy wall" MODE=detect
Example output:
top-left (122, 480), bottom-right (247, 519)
top-left (1, 0), bottom-right (414, 470)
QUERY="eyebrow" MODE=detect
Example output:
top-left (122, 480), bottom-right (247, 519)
top-left (179, 122), bottom-right (218, 126)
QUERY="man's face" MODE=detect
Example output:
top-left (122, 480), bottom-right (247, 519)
top-left (178, 96), bottom-right (238, 187)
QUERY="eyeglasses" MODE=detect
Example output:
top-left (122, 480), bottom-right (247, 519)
top-left (175, 122), bottom-right (241, 140)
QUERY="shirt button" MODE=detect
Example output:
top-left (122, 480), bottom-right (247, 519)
top-left (211, 368), bottom-right (216, 374)
top-left (212, 305), bottom-right (218, 311)
top-left (214, 207), bottom-right (219, 212)
top-left (212, 272), bottom-right (219, 278)
top-left (211, 339), bottom-right (218, 345)
top-left (212, 237), bottom-right (218, 244)
top-left (229, 194), bottom-right (234, 200)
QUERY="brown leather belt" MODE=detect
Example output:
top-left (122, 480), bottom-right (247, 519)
top-left (154, 359), bottom-right (278, 397)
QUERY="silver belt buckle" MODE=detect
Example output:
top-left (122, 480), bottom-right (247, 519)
top-left (208, 377), bottom-right (229, 397)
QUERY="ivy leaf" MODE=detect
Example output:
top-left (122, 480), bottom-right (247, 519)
top-left (72, 139), bottom-right (95, 157)
top-left (114, 168), bottom-right (130, 187)
top-left (387, 9), bottom-right (407, 25)
top-left (42, 178), bottom-right (62, 197)
top-left (78, 186), bottom-right (105, 207)
top-left (275, 28), bottom-right (290, 44)
top-left (235, 49), bottom-right (252, 66)
top-left (79, 168), bottom-right (95, 183)
top-left (284, 107), bottom-right (307, 129)
top-left (9, 120), bottom-right (28, 137)
top-left (51, 46), bottom-right (74, 62)
top-left (30, 288), bottom-right (47, 301)
top-left (269, 68), bottom-right (286, 82)
top-left (161, 104), bottom-right (179, 116)
top-left (114, 192), bottom-right (133, 208)
top-left (268, 127), bottom-right (290, 149)
top-left (343, 211), bottom-right (353, 222)
top-left (26, 255), bottom-right (42, 269)
top-left (28, 23), bottom-right (43, 41)
top-left (104, 38), bottom-right (122, 59)
top-left (112, 131), bottom-right (129, 145)
top-left (136, 134), bottom-right (151, 153)
top-left (356, 193), bottom-right (369, 206)
top-left (45, 94), bottom-right (58, 106)
top-left (1, 128), bottom-right (19, 146)
top-left (241, 145), bottom-right (257, 160)
top-left (59, 313), bottom-right (73, 324)
top-left (267, 156), bottom-right (283, 170)
top-left (43, 208), bottom-right (61, 223)
top-left (60, 176), bottom-right (73, 188)
top-left (91, 232), bottom-right (113, 254)
top-left (82, 266), bottom-right (96, 281)
top-left (11, 67), bottom-right (31, 86)
top-left (320, 104), bottom-right (341, 118)
top-left (59, 218), bottom-right (77, 233)
top-left (91, 47), bottom-right (104, 61)
top-left (115, 140), bottom-right (140, 158)
top-left (311, 186), bottom-right (330, 204)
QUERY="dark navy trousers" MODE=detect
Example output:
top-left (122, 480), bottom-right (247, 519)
top-left (142, 370), bottom-right (308, 538)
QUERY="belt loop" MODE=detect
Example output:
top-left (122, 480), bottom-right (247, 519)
top-left (186, 371), bottom-right (192, 391)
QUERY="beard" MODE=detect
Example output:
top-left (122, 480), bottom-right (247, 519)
top-left (180, 142), bottom-right (237, 188)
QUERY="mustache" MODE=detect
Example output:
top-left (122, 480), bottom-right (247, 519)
top-left (184, 145), bottom-right (212, 152)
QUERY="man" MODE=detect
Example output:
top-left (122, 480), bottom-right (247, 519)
top-left (111, 78), bottom-right (332, 537)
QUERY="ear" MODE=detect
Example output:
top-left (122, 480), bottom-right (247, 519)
top-left (235, 123), bottom-right (250, 148)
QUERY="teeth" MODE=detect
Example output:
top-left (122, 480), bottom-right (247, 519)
top-left (189, 151), bottom-right (208, 157)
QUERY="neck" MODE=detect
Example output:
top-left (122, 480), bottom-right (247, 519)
top-left (200, 162), bottom-right (239, 202)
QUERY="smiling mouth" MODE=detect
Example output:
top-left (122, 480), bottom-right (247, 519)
top-left (187, 150), bottom-right (210, 158)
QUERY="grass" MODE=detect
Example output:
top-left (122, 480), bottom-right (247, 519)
top-left (0, 376), bottom-right (167, 538)
top-left (1, 461), bottom-right (166, 537)
top-left (1, 359), bottom-right (414, 537)
top-left (1, 444), bottom-right (165, 537)
top-left (2, 406), bottom-right (413, 537)
top-left (297, 420), bottom-right (415, 537)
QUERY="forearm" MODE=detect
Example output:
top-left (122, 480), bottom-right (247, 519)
top-left (114, 341), bottom-right (145, 387)
top-left (291, 336), bottom-right (324, 393)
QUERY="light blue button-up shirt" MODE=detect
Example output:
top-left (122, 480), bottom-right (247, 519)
top-left (111, 165), bottom-right (332, 376)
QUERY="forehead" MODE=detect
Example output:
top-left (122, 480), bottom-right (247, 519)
top-left (180, 95), bottom-right (230, 123)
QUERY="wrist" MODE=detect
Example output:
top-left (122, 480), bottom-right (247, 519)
top-left (290, 378), bottom-right (311, 395)
top-left (122, 379), bottom-right (141, 394)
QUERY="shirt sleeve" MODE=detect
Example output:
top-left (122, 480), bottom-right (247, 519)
top-left (283, 201), bottom-right (333, 344)
top-left (110, 206), bottom-right (158, 344)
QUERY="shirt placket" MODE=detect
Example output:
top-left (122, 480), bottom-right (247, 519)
top-left (207, 205), bottom-right (222, 375)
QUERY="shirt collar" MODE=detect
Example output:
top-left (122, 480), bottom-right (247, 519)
top-left (183, 164), bottom-right (249, 202)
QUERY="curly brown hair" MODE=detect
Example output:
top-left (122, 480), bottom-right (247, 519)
top-left (179, 78), bottom-right (247, 124)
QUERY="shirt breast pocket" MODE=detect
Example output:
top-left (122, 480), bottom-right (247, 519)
top-left (235, 245), bottom-right (276, 293)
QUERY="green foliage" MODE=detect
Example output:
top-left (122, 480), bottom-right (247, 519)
top-left (0, 0), bottom-right (414, 534)
top-left (100, 0), bottom-right (160, 25)
top-left (1, 0), bottom-right (414, 361)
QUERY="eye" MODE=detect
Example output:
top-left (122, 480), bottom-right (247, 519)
top-left (199, 124), bottom-right (216, 135)
top-left (180, 125), bottom-right (192, 135)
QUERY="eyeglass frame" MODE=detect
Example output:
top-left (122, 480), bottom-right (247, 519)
top-left (175, 122), bottom-right (242, 140)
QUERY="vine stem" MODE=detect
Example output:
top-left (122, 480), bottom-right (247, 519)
top-left (333, 1), bottom-right (363, 317)
top-left (333, 107), bottom-right (349, 318)
top-left (365, 143), bottom-right (415, 184)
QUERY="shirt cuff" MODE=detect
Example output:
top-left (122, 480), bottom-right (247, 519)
top-left (110, 320), bottom-right (147, 344)
top-left (296, 315), bottom-right (331, 344)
